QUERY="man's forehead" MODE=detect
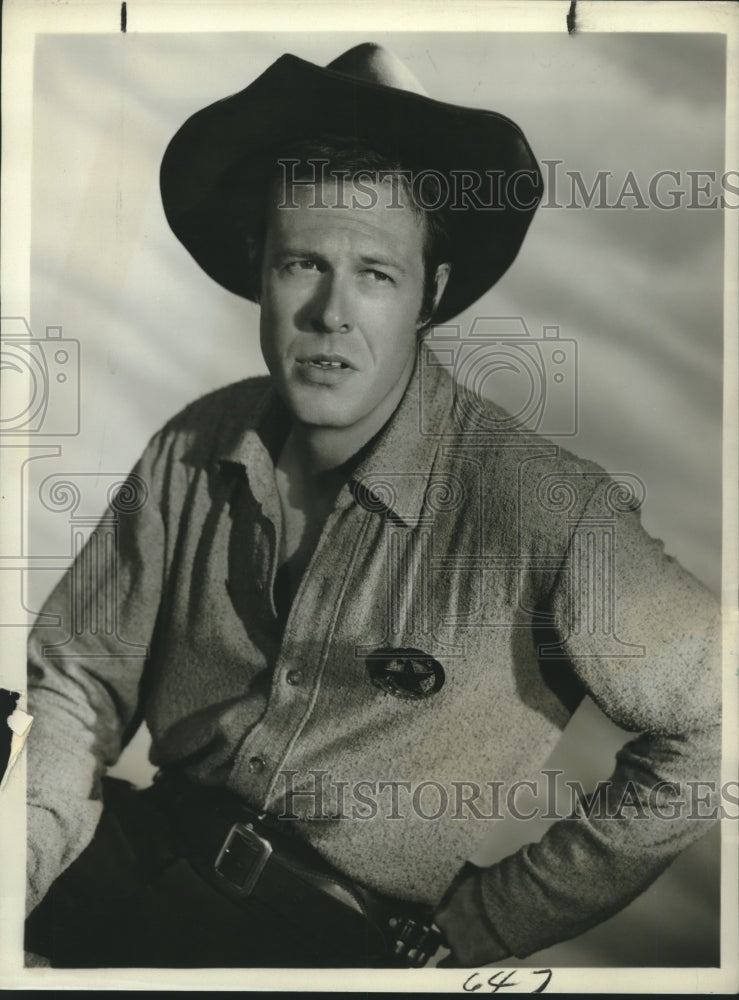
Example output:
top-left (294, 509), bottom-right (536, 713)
top-left (267, 177), bottom-right (426, 254)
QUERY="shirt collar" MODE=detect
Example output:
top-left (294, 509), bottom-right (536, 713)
top-left (215, 381), bottom-right (288, 509)
top-left (216, 342), bottom-right (452, 528)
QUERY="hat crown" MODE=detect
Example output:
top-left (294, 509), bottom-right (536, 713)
top-left (327, 43), bottom-right (429, 98)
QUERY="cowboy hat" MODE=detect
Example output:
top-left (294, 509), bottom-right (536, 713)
top-left (160, 43), bottom-right (543, 324)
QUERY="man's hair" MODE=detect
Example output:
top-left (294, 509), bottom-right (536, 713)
top-left (242, 135), bottom-right (452, 329)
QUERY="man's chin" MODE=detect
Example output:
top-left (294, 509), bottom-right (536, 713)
top-left (291, 409), bottom-right (359, 432)
top-left (282, 398), bottom-right (357, 431)
top-left (281, 382), bottom-right (361, 430)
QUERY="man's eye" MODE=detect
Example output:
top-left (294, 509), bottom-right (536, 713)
top-left (284, 260), bottom-right (318, 274)
top-left (365, 269), bottom-right (393, 284)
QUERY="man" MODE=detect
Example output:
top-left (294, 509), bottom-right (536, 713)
top-left (25, 43), bottom-right (720, 968)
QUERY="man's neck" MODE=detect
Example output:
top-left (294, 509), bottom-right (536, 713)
top-left (273, 361), bottom-right (415, 577)
top-left (289, 422), bottom-right (375, 474)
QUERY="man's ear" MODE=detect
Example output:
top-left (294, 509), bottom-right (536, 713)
top-left (432, 262), bottom-right (451, 313)
top-left (417, 262), bottom-right (452, 331)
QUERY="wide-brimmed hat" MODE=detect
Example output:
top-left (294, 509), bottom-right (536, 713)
top-left (160, 43), bottom-right (543, 323)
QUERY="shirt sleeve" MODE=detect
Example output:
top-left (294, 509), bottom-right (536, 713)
top-left (26, 431), bottom-right (169, 916)
top-left (475, 474), bottom-right (722, 957)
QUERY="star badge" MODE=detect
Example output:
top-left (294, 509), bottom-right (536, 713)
top-left (366, 647), bottom-right (446, 700)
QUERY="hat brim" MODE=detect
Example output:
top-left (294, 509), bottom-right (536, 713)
top-left (160, 54), bottom-right (543, 323)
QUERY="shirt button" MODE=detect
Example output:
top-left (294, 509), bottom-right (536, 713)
top-left (248, 755), bottom-right (266, 773)
top-left (286, 670), bottom-right (303, 686)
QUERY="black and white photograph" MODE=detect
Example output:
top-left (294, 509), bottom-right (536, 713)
top-left (1, 0), bottom-right (737, 991)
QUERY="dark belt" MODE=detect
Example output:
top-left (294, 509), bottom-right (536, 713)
top-left (147, 772), bottom-right (444, 968)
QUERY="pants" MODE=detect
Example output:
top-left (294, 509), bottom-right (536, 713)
top-left (25, 777), bottom-right (396, 968)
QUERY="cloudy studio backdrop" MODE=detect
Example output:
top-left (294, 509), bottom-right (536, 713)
top-left (23, 30), bottom-right (724, 967)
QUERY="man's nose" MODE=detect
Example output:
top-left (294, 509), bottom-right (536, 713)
top-left (311, 272), bottom-right (354, 334)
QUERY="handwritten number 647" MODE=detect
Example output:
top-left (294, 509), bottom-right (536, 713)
top-left (462, 968), bottom-right (553, 993)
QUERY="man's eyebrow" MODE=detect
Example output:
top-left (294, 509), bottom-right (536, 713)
top-left (268, 248), bottom-right (409, 274)
top-left (269, 247), bottom-right (325, 263)
top-left (358, 254), bottom-right (407, 275)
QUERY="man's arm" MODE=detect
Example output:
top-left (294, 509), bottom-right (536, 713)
top-left (26, 436), bottom-right (168, 915)
top-left (435, 475), bottom-right (721, 963)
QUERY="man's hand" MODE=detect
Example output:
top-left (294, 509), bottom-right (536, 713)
top-left (433, 862), bottom-right (511, 967)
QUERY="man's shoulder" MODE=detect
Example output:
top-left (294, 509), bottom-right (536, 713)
top-left (441, 384), bottom-right (635, 530)
top-left (448, 383), bottom-right (608, 480)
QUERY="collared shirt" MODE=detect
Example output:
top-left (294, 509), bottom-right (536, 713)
top-left (27, 345), bottom-right (720, 957)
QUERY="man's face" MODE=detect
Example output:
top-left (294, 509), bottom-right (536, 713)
top-left (258, 179), bottom-right (429, 433)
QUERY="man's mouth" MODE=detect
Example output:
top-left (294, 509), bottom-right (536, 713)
top-left (297, 354), bottom-right (352, 371)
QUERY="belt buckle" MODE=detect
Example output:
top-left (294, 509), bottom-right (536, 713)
top-left (214, 822), bottom-right (273, 896)
top-left (389, 915), bottom-right (444, 967)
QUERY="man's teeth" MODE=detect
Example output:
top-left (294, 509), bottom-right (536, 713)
top-left (305, 360), bottom-right (346, 369)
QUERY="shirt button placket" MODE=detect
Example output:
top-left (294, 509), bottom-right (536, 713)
top-left (229, 508), bottom-right (362, 800)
